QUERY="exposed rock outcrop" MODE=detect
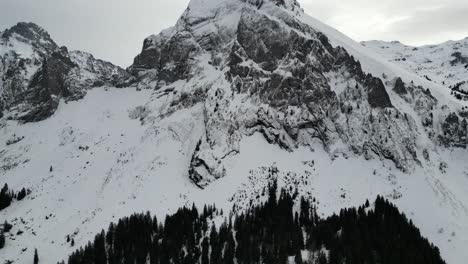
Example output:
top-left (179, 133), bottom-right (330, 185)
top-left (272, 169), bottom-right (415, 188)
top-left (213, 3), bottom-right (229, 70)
top-left (0, 22), bottom-right (134, 121)
top-left (129, 0), bottom-right (424, 187)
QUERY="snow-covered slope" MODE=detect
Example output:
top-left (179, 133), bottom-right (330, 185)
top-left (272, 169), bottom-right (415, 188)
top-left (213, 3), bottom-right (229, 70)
top-left (362, 38), bottom-right (468, 102)
top-left (0, 22), bottom-right (133, 122)
top-left (1, 87), bottom-right (468, 264)
top-left (1, 1), bottom-right (468, 263)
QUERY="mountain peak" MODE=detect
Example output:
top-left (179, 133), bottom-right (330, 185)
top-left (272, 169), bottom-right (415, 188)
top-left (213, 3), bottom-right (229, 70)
top-left (186, 0), bottom-right (302, 9)
top-left (2, 22), bottom-right (52, 41)
top-left (1, 22), bottom-right (58, 53)
top-left (244, 0), bottom-right (302, 10)
top-left (0, 22), bottom-right (134, 122)
top-left (182, 0), bottom-right (302, 21)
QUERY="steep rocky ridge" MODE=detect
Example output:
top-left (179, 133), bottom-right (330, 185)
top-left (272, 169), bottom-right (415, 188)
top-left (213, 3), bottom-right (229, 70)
top-left (128, 0), bottom-right (463, 187)
top-left (0, 22), bottom-right (133, 122)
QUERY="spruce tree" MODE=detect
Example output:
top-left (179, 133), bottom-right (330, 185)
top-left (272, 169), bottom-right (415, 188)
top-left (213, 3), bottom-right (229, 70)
top-left (0, 183), bottom-right (12, 210)
top-left (34, 248), bottom-right (39, 264)
top-left (201, 237), bottom-right (210, 264)
top-left (0, 230), bottom-right (5, 249)
top-left (4, 220), bottom-right (12, 232)
top-left (17, 188), bottom-right (27, 201)
top-left (315, 252), bottom-right (327, 264)
top-left (93, 231), bottom-right (106, 263)
top-left (295, 250), bottom-right (303, 264)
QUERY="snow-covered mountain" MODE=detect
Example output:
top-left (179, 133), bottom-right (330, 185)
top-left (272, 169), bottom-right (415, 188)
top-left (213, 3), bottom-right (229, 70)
top-left (127, 0), bottom-right (468, 184)
top-left (0, 22), bottom-right (133, 122)
top-left (362, 38), bottom-right (468, 102)
top-left (1, 1), bottom-right (468, 263)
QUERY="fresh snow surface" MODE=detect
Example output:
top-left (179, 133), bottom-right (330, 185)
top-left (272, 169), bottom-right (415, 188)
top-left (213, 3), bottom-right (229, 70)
top-left (362, 39), bottom-right (468, 87)
top-left (0, 87), bottom-right (467, 264)
top-left (361, 39), bottom-right (468, 108)
top-left (0, 35), bottom-right (35, 59)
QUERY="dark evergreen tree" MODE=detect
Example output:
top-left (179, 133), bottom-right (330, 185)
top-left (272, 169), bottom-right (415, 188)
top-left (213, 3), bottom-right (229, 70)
top-left (34, 248), bottom-right (39, 264)
top-left (0, 230), bottom-right (5, 249)
top-left (3, 220), bottom-right (13, 233)
top-left (210, 225), bottom-right (221, 264)
top-left (93, 231), bottom-right (106, 264)
top-left (0, 184), bottom-right (29, 211)
top-left (17, 188), bottom-right (27, 201)
top-left (315, 252), bottom-right (327, 264)
top-left (0, 183), bottom-right (12, 210)
top-left (201, 237), bottom-right (209, 264)
top-left (294, 249), bottom-right (303, 264)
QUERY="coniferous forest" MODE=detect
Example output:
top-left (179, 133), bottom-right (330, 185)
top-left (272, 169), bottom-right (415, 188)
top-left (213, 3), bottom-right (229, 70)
top-left (0, 183), bottom-right (29, 211)
top-left (61, 181), bottom-right (445, 264)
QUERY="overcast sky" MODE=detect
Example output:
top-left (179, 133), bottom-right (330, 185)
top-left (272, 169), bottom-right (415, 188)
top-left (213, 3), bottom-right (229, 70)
top-left (1, 0), bottom-right (467, 67)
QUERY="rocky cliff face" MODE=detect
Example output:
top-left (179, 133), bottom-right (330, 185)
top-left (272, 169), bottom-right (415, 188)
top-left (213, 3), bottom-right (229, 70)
top-left (0, 22), bottom-right (133, 122)
top-left (363, 39), bottom-right (468, 149)
top-left (1, 2), bottom-right (466, 188)
top-left (127, 0), bottom-right (445, 187)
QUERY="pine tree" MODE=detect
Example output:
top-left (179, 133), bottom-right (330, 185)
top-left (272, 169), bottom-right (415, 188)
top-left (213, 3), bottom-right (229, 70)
top-left (223, 232), bottom-right (235, 264)
top-left (4, 220), bottom-right (12, 232)
top-left (210, 225), bottom-right (221, 264)
top-left (201, 237), bottom-right (210, 264)
top-left (0, 183), bottom-right (13, 211)
top-left (93, 230), bottom-right (107, 263)
top-left (34, 248), bottom-right (39, 264)
top-left (0, 230), bottom-right (5, 249)
top-left (315, 252), bottom-right (327, 264)
top-left (17, 188), bottom-right (27, 201)
top-left (295, 250), bottom-right (303, 264)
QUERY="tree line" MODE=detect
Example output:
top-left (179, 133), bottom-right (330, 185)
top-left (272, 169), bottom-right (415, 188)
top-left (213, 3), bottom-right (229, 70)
top-left (60, 180), bottom-right (445, 264)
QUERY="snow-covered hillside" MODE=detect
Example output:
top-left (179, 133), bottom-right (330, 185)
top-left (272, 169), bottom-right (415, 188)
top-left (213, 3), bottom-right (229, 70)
top-left (1, 87), bottom-right (468, 264)
top-left (1, 0), bottom-right (468, 263)
top-left (362, 38), bottom-right (468, 101)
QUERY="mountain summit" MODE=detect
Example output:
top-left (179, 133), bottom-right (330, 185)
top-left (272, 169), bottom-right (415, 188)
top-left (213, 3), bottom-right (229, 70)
top-left (1, 22), bottom-right (58, 54)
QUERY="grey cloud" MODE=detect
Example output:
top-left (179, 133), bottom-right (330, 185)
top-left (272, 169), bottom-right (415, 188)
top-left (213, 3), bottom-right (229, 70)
top-left (0, 0), bottom-right (190, 67)
top-left (385, 5), bottom-right (468, 44)
top-left (300, 0), bottom-right (468, 45)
